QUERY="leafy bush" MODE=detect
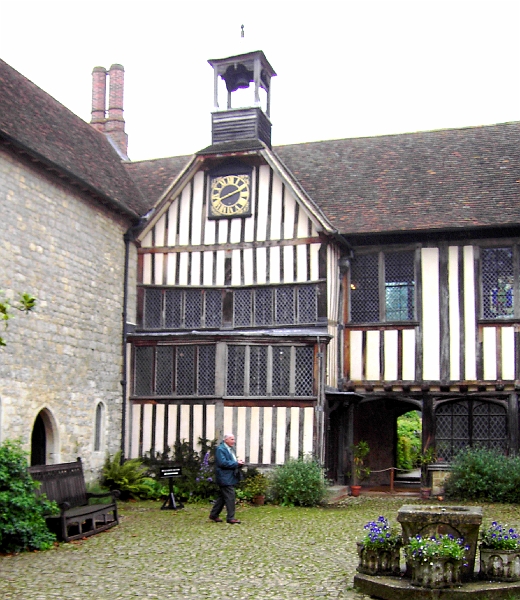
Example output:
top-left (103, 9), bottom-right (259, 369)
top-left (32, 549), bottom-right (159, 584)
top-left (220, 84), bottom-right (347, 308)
top-left (0, 439), bottom-right (57, 553)
top-left (444, 447), bottom-right (520, 503)
top-left (270, 456), bottom-right (328, 507)
top-left (101, 451), bottom-right (167, 500)
top-left (240, 472), bottom-right (270, 501)
top-left (143, 439), bottom-right (219, 503)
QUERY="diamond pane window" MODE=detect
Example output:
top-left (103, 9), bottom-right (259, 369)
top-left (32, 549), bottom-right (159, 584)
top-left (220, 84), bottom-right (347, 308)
top-left (297, 285), bottom-right (317, 324)
top-left (272, 346), bottom-right (291, 395)
top-left (198, 345), bottom-right (216, 395)
top-left (155, 346), bottom-right (174, 395)
top-left (275, 287), bottom-right (295, 325)
top-left (176, 346), bottom-right (196, 395)
top-left (295, 346), bottom-right (314, 396)
top-left (482, 248), bottom-right (514, 319)
top-left (234, 289), bottom-right (252, 327)
top-left (227, 345), bottom-right (246, 396)
top-left (350, 254), bottom-right (379, 322)
top-left (165, 289), bottom-right (182, 328)
top-left (134, 346), bottom-right (154, 396)
top-left (205, 290), bottom-right (222, 328)
top-left (385, 251), bottom-right (415, 321)
top-left (254, 288), bottom-right (273, 326)
top-left (435, 400), bottom-right (507, 461)
top-left (249, 346), bottom-right (268, 396)
top-left (185, 290), bottom-right (202, 328)
top-left (144, 289), bottom-right (163, 329)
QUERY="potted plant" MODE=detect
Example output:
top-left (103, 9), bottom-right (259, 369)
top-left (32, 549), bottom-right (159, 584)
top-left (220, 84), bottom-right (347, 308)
top-left (480, 521), bottom-right (520, 581)
top-left (242, 472), bottom-right (269, 505)
top-left (351, 440), bottom-right (371, 497)
top-left (357, 516), bottom-right (402, 576)
top-left (404, 534), bottom-right (468, 588)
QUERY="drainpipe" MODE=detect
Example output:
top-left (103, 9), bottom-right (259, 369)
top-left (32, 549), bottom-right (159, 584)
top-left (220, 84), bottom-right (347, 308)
top-left (120, 228), bottom-right (132, 464)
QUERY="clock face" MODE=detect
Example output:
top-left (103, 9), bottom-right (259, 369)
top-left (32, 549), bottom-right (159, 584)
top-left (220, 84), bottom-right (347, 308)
top-left (210, 174), bottom-right (251, 218)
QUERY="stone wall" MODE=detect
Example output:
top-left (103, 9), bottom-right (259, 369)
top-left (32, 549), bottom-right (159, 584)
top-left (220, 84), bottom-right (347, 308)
top-left (0, 147), bottom-right (137, 481)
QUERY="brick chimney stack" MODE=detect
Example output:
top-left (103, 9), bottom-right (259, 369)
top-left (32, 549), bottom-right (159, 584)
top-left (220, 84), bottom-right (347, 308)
top-left (90, 66), bottom-right (107, 132)
top-left (90, 64), bottom-right (128, 158)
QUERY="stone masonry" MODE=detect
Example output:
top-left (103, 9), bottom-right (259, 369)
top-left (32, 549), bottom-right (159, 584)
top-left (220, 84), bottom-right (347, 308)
top-left (0, 147), bottom-right (136, 480)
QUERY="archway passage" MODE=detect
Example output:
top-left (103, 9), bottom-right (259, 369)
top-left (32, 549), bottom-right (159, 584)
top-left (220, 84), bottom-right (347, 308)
top-left (31, 412), bottom-right (46, 466)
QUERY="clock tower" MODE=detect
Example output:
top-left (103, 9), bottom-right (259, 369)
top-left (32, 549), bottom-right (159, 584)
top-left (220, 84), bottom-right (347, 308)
top-left (207, 51), bottom-right (276, 149)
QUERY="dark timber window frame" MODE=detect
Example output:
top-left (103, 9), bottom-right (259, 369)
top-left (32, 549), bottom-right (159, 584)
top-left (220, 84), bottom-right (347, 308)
top-left (480, 245), bottom-right (520, 321)
top-left (435, 398), bottom-right (508, 462)
top-left (349, 249), bottom-right (417, 324)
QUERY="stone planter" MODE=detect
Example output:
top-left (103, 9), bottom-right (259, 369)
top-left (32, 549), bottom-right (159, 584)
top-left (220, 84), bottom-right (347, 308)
top-left (480, 547), bottom-right (520, 581)
top-left (356, 542), bottom-right (401, 576)
top-left (410, 557), bottom-right (462, 588)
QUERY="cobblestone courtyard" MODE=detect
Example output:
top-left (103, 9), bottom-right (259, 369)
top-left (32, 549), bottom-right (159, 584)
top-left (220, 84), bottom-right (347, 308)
top-left (2, 496), bottom-right (519, 599)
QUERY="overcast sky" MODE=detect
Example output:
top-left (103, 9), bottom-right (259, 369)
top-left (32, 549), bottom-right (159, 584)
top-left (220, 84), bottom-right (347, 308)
top-left (1, 0), bottom-right (519, 161)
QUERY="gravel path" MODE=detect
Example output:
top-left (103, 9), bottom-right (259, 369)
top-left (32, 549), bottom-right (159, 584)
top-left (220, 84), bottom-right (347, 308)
top-left (1, 496), bottom-right (517, 599)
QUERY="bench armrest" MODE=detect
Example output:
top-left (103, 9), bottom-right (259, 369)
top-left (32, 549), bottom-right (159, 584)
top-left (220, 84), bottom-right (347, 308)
top-left (59, 501), bottom-right (71, 511)
top-left (86, 489), bottom-right (120, 501)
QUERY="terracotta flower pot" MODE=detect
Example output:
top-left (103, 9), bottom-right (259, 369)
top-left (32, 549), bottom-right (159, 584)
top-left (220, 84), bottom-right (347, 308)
top-left (351, 485), bottom-right (362, 497)
top-left (252, 495), bottom-right (265, 505)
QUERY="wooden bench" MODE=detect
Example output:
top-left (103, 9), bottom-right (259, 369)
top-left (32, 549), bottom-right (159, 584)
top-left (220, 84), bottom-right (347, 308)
top-left (28, 458), bottom-right (119, 542)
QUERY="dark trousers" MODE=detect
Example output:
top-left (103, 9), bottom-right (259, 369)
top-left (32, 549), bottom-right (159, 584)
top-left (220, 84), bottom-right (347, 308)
top-left (210, 485), bottom-right (236, 521)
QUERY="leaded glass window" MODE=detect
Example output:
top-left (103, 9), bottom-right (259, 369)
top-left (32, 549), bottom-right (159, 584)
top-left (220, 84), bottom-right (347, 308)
top-left (350, 250), bottom-right (415, 323)
top-left (435, 399), bottom-right (507, 462)
top-left (482, 247), bottom-right (514, 319)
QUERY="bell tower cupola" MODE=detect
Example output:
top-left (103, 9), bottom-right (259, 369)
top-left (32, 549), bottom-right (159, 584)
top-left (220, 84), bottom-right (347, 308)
top-left (208, 50), bottom-right (276, 148)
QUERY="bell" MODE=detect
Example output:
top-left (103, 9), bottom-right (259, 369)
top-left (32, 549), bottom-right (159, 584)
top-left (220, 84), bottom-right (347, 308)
top-left (223, 64), bottom-right (252, 93)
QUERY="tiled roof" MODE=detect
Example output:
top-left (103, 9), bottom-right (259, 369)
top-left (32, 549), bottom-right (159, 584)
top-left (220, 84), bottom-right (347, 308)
top-left (126, 122), bottom-right (520, 235)
top-left (275, 124), bottom-right (520, 235)
top-left (124, 155), bottom-right (192, 213)
top-left (0, 59), bottom-right (146, 218)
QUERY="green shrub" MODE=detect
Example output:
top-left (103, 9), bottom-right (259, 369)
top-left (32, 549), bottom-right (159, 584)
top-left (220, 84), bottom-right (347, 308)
top-left (396, 411), bottom-right (421, 470)
top-left (142, 439), bottom-right (219, 503)
top-left (444, 447), bottom-right (520, 503)
top-left (0, 439), bottom-right (58, 553)
top-left (271, 456), bottom-right (328, 507)
top-left (101, 451), bottom-right (167, 500)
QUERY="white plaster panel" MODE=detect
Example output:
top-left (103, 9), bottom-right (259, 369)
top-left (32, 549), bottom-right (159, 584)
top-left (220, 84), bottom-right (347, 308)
top-left (283, 245), bottom-right (294, 284)
top-left (190, 252), bottom-right (201, 286)
top-left (310, 243), bottom-right (320, 281)
top-left (366, 330), bottom-right (380, 380)
top-left (215, 250), bottom-right (226, 285)
top-left (130, 404), bottom-right (141, 459)
top-left (204, 214), bottom-right (216, 245)
top-left (206, 405), bottom-right (216, 443)
top-left (349, 330), bottom-right (363, 380)
top-left (402, 329), bottom-right (416, 380)
top-left (203, 251), bottom-right (213, 286)
top-left (256, 248), bottom-right (267, 285)
top-left (217, 219), bottom-right (228, 245)
top-left (180, 404), bottom-right (190, 443)
top-left (448, 246), bottom-right (461, 381)
top-left (178, 252), bottom-right (189, 285)
top-left (502, 327), bottom-right (515, 380)
top-left (154, 214), bottom-right (166, 247)
top-left (303, 407), bottom-right (314, 456)
top-left (229, 217), bottom-right (242, 244)
top-left (482, 327), bottom-right (497, 381)
top-left (463, 246), bottom-right (477, 380)
top-left (290, 407), bottom-right (300, 459)
top-left (384, 330), bottom-right (398, 381)
top-left (178, 187), bottom-right (191, 246)
top-left (422, 247), bottom-right (440, 380)
top-left (167, 404), bottom-right (178, 451)
top-left (191, 171), bottom-right (204, 246)
top-left (141, 231), bottom-right (153, 248)
top-left (269, 175), bottom-right (283, 241)
top-left (256, 165), bottom-right (270, 242)
top-left (166, 252), bottom-right (176, 285)
top-left (231, 249), bottom-right (241, 286)
top-left (276, 407), bottom-right (287, 464)
top-left (249, 406), bottom-right (260, 464)
top-left (154, 253), bottom-right (164, 285)
top-left (243, 248), bottom-right (254, 285)
top-left (193, 404), bottom-right (203, 452)
top-left (296, 244), bottom-right (307, 282)
top-left (236, 407), bottom-right (247, 462)
top-left (262, 407), bottom-right (272, 464)
top-left (283, 191), bottom-right (296, 239)
top-left (269, 246), bottom-right (281, 284)
top-left (167, 204), bottom-right (178, 246)
top-left (142, 404), bottom-right (153, 455)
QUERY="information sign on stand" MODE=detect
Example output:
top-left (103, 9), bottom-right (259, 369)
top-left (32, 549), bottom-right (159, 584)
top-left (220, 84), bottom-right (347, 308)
top-left (159, 466), bottom-right (183, 510)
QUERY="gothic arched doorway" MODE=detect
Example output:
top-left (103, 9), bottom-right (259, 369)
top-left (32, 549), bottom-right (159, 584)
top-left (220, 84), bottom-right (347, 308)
top-left (30, 409), bottom-right (58, 466)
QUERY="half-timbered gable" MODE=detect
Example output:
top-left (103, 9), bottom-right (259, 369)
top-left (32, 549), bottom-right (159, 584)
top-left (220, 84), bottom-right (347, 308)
top-left (127, 121), bottom-right (342, 465)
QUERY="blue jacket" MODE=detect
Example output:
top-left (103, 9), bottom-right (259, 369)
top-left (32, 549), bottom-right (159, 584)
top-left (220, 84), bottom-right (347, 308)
top-left (214, 441), bottom-right (240, 486)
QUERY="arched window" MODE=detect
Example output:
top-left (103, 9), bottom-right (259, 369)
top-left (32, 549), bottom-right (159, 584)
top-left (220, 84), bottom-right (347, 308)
top-left (94, 402), bottom-right (105, 452)
top-left (435, 399), bottom-right (507, 461)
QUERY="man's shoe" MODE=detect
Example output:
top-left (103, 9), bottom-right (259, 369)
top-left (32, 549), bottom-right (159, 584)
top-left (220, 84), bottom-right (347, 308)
top-left (209, 516), bottom-right (223, 522)
top-left (227, 519), bottom-right (241, 524)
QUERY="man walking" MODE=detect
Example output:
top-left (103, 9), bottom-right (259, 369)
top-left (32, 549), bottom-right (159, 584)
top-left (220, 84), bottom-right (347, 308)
top-left (209, 433), bottom-right (244, 524)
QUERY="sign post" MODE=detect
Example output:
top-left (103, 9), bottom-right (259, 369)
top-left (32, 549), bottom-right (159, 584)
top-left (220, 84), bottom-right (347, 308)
top-left (159, 466), bottom-right (183, 510)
